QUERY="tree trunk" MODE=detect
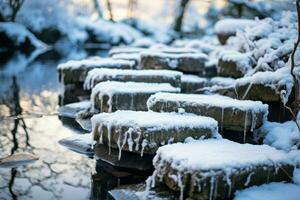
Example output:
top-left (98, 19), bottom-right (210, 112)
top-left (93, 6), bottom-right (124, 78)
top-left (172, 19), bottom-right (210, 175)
top-left (173, 0), bottom-right (190, 32)
top-left (93, 0), bottom-right (103, 18)
top-left (106, 0), bottom-right (114, 22)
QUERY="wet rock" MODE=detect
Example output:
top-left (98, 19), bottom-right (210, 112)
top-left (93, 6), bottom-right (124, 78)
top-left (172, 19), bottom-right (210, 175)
top-left (180, 74), bottom-right (207, 93)
top-left (140, 50), bottom-right (208, 74)
top-left (94, 144), bottom-right (153, 171)
top-left (150, 139), bottom-right (295, 200)
top-left (109, 183), bottom-right (176, 200)
top-left (147, 93), bottom-right (268, 133)
top-left (0, 152), bottom-right (39, 168)
top-left (58, 134), bottom-right (94, 156)
top-left (91, 111), bottom-right (218, 156)
top-left (91, 81), bottom-right (180, 112)
top-left (58, 101), bottom-right (91, 118)
top-left (218, 51), bottom-right (254, 78)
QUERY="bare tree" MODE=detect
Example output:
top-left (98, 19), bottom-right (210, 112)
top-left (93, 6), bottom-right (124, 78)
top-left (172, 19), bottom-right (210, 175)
top-left (93, 0), bottom-right (103, 18)
top-left (106, 0), bottom-right (114, 22)
top-left (9, 0), bottom-right (25, 22)
top-left (173, 0), bottom-right (190, 32)
top-left (127, 0), bottom-right (138, 18)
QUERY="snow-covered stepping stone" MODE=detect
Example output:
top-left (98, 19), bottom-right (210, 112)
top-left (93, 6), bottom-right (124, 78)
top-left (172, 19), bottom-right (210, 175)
top-left (58, 57), bottom-right (135, 85)
top-left (234, 67), bottom-right (293, 102)
top-left (218, 51), bottom-right (254, 78)
top-left (58, 134), bottom-right (94, 156)
top-left (91, 111), bottom-right (219, 157)
top-left (140, 49), bottom-right (208, 74)
top-left (147, 139), bottom-right (295, 200)
top-left (214, 19), bottom-right (256, 44)
top-left (84, 68), bottom-right (182, 91)
top-left (181, 74), bottom-right (207, 93)
top-left (147, 93), bottom-right (268, 135)
top-left (58, 101), bottom-right (91, 119)
top-left (91, 81), bottom-right (180, 112)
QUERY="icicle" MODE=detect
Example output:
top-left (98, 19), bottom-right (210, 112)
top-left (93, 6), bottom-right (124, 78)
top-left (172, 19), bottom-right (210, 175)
top-left (250, 110), bottom-right (257, 132)
top-left (130, 93), bottom-right (134, 110)
top-left (221, 106), bottom-right (224, 134)
top-left (213, 177), bottom-right (218, 200)
top-left (225, 172), bottom-right (232, 198)
top-left (107, 123), bottom-right (112, 155)
top-left (177, 173), bottom-right (184, 200)
top-left (134, 129), bottom-right (142, 151)
top-left (108, 93), bottom-right (113, 113)
top-left (243, 111), bottom-right (248, 143)
top-left (98, 124), bottom-right (103, 144)
top-left (127, 128), bottom-right (134, 152)
top-left (244, 172), bottom-right (254, 186)
top-left (141, 139), bottom-right (148, 157)
top-left (209, 177), bottom-right (215, 200)
top-left (117, 128), bottom-right (128, 160)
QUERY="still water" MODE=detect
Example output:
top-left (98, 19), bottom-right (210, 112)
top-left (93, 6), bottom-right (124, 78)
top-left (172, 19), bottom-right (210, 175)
top-left (0, 49), bottom-right (148, 200)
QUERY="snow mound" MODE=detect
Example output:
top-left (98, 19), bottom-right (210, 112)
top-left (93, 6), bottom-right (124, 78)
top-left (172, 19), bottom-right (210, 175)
top-left (234, 182), bottom-right (300, 200)
top-left (256, 121), bottom-right (300, 151)
top-left (214, 19), bottom-right (256, 35)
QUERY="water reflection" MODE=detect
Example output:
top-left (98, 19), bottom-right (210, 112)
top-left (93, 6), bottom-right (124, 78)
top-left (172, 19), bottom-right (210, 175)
top-left (0, 49), bottom-right (149, 200)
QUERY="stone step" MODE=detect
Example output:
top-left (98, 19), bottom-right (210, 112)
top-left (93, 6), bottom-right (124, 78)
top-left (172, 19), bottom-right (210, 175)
top-left (218, 51), bottom-right (254, 78)
top-left (217, 67), bottom-right (293, 122)
top-left (147, 93), bottom-right (268, 135)
top-left (147, 139), bottom-right (296, 200)
top-left (84, 68), bottom-right (182, 91)
top-left (140, 49), bottom-right (208, 74)
top-left (181, 74), bottom-right (208, 93)
top-left (91, 81), bottom-right (180, 112)
top-left (91, 111), bottom-right (219, 157)
top-left (58, 57), bottom-right (136, 85)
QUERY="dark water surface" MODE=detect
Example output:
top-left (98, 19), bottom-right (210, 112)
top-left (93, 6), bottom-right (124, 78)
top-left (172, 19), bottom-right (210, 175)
top-left (0, 50), bottom-right (147, 200)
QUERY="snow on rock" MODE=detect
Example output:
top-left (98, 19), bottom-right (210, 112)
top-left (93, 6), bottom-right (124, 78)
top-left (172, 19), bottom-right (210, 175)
top-left (218, 51), bottom-right (254, 77)
top-left (148, 93), bottom-right (268, 115)
top-left (210, 77), bottom-right (236, 87)
top-left (148, 139), bottom-right (295, 200)
top-left (181, 74), bottom-right (208, 93)
top-left (140, 48), bottom-right (208, 73)
top-left (91, 81), bottom-right (180, 112)
top-left (235, 66), bottom-right (294, 100)
top-left (154, 139), bottom-right (291, 172)
top-left (0, 22), bottom-right (46, 50)
top-left (91, 111), bottom-right (219, 157)
top-left (214, 19), bottom-right (257, 35)
top-left (84, 68), bottom-right (182, 90)
top-left (234, 182), bottom-right (300, 200)
top-left (57, 57), bottom-right (135, 70)
top-left (148, 93), bottom-right (268, 134)
top-left (255, 121), bottom-right (300, 151)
